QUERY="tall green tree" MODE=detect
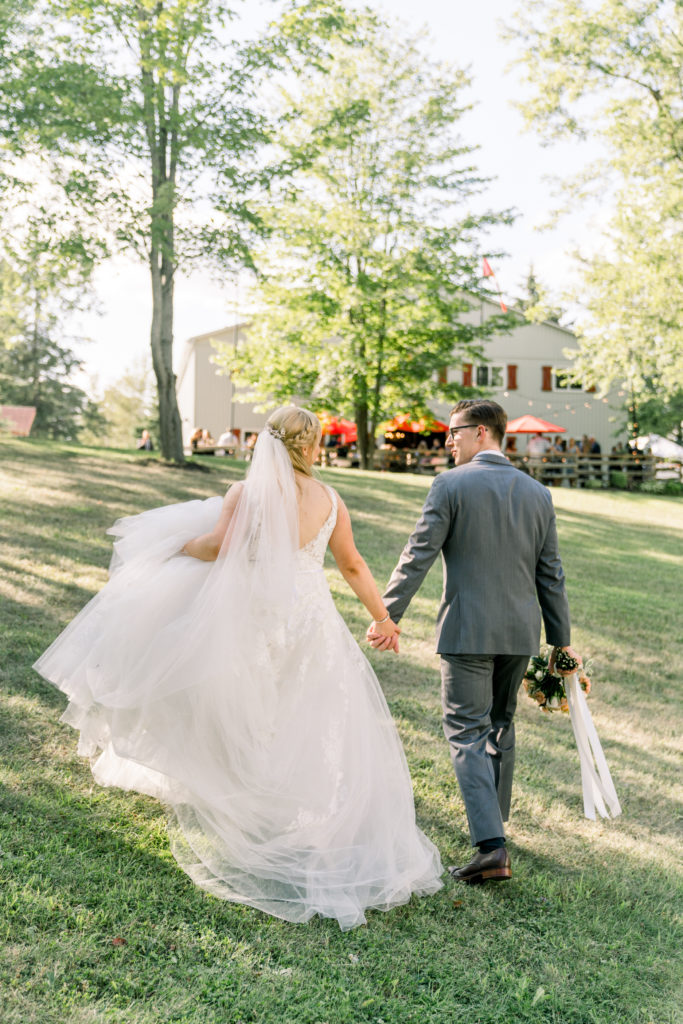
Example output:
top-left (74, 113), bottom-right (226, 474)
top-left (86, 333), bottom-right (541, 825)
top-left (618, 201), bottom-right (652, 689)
top-left (219, 22), bottom-right (513, 468)
top-left (0, 218), bottom-right (101, 438)
top-left (507, 0), bottom-right (683, 411)
top-left (2, 0), bottom-right (356, 462)
top-left (518, 264), bottom-right (563, 325)
top-left (91, 356), bottom-right (158, 449)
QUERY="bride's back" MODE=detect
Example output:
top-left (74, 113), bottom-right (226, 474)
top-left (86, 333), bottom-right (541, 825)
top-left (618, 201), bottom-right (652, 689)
top-left (295, 474), bottom-right (333, 548)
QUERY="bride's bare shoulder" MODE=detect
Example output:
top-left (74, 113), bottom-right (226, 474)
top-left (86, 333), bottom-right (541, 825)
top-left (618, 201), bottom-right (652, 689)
top-left (221, 480), bottom-right (244, 505)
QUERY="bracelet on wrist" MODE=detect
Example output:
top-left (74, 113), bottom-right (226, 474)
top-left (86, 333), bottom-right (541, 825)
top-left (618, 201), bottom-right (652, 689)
top-left (375, 612), bottom-right (390, 625)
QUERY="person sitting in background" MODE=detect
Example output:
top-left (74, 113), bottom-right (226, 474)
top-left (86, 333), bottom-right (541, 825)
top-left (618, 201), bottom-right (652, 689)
top-left (415, 439), bottom-right (430, 474)
top-left (527, 432), bottom-right (549, 458)
top-left (189, 427), bottom-right (203, 452)
top-left (136, 429), bottom-right (154, 451)
top-left (544, 436), bottom-right (567, 485)
top-left (577, 435), bottom-right (591, 485)
top-left (216, 428), bottom-right (238, 456)
top-left (244, 432), bottom-right (258, 461)
top-left (526, 432), bottom-right (549, 479)
top-left (200, 429), bottom-right (215, 447)
top-left (587, 436), bottom-right (602, 481)
top-left (503, 436), bottom-right (517, 455)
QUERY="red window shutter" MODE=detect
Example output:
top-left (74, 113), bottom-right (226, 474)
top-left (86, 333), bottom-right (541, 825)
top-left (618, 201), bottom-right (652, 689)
top-left (586, 384), bottom-right (596, 393)
top-left (438, 366), bottom-right (448, 385)
top-left (541, 366), bottom-right (553, 391)
top-left (463, 363), bottom-right (473, 387)
top-left (507, 364), bottom-right (518, 391)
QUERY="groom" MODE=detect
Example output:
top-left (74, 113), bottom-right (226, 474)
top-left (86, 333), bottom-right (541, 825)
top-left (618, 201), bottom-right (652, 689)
top-left (368, 399), bottom-right (579, 884)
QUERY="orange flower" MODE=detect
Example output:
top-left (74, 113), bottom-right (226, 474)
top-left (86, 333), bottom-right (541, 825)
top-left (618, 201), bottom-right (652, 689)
top-left (534, 692), bottom-right (546, 705)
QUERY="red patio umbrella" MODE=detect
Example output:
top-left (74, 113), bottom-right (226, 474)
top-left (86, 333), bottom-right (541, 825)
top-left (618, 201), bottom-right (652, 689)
top-left (336, 419), bottom-right (357, 443)
top-left (385, 414), bottom-right (449, 434)
top-left (319, 414), bottom-right (357, 443)
top-left (506, 414), bottom-right (566, 434)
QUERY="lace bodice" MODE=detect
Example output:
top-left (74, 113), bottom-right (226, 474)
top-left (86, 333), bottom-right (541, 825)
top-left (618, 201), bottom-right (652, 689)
top-left (296, 487), bottom-right (338, 571)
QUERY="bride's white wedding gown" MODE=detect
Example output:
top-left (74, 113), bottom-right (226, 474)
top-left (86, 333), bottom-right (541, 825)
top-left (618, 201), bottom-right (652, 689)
top-left (34, 444), bottom-right (442, 931)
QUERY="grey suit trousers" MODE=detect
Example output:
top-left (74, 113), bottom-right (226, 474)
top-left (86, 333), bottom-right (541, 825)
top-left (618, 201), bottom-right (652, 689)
top-left (440, 653), bottom-right (529, 846)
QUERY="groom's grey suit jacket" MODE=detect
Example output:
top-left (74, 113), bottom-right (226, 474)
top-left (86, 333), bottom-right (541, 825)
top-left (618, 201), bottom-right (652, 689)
top-left (384, 452), bottom-right (571, 655)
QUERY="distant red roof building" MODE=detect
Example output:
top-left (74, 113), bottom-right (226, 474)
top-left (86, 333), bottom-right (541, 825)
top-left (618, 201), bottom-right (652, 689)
top-left (0, 406), bottom-right (37, 436)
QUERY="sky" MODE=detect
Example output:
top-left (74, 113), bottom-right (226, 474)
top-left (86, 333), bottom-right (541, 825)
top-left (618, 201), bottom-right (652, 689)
top-left (70, 0), bottom-right (604, 390)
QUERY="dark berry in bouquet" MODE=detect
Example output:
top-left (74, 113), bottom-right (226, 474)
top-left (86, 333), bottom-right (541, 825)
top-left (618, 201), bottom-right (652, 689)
top-left (553, 648), bottom-right (581, 674)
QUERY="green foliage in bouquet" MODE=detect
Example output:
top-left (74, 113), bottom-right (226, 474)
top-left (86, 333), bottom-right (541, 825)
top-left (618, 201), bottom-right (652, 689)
top-left (524, 647), bottom-right (591, 714)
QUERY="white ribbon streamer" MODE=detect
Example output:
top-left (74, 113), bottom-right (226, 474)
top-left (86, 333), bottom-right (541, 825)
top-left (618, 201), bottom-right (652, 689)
top-left (563, 672), bottom-right (622, 820)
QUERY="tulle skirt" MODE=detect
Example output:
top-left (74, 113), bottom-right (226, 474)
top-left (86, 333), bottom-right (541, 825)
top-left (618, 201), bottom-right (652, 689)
top-left (34, 498), bottom-right (443, 930)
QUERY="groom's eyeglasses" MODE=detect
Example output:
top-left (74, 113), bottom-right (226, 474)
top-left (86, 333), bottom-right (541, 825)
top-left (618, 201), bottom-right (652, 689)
top-left (448, 424), bottom-right (480, 439)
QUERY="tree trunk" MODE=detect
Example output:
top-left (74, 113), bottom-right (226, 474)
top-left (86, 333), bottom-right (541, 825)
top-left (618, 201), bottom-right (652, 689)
top-left (150, 242), bottom-right (183, 463)
top-left (355, 400), bottom-right (370, 470)
top-left (139, 12), bottom-right (184, 464)
top-left (368, 296), bottom-right (386, 470)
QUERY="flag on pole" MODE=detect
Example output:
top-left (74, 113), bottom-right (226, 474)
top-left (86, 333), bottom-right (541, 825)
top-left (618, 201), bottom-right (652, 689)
top-left (481, 258), bottom-right (507, 312)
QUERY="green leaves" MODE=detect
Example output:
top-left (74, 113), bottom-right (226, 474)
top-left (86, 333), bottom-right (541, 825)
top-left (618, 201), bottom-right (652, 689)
top-left (217, 16), bottom-right (512, 466)
top-left (507, 1), bottom-right (683, 413)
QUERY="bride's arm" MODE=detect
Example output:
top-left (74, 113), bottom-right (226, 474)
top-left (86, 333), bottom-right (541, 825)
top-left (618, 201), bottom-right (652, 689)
top-left (328, 497), bottom-right (399, 642)
top-left (182, 482), bottom-right (244, 561)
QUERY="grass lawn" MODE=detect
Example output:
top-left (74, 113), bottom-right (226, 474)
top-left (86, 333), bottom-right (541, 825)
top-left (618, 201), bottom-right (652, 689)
top-left (1, 438), bottom-right (681, 1024)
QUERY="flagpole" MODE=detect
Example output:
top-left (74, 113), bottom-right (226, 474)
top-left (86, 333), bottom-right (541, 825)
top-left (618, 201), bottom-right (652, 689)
top-left (482, 258), bottom-right (507, 313)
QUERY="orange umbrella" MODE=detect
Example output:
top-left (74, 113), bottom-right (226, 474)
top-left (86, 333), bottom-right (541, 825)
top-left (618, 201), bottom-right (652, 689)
top-left (320, 415), bottom-right (357, 443)
top-left (506, 414), bottom-right (566, 434)
top-left (386, 415), bottom-right (449, 434)
top-left (336, 419), bottom-right (357, 443)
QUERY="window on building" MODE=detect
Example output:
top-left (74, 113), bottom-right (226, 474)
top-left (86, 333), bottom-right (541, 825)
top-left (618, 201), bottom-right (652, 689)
top-left (553, 370), bottom-right (584, 392)
top-left (476, 364), bottom-right (504, 388)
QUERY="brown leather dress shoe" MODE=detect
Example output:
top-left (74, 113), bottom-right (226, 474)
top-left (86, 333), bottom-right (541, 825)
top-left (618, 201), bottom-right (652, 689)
top-left (448, 847), bottom-right (511, 885)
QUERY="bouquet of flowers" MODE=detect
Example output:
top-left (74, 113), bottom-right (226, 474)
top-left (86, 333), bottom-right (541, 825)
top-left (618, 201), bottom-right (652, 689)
top-left (523, 647), bottom-right (620, 821)
top-left (524, 647), bottom-right (591, 713)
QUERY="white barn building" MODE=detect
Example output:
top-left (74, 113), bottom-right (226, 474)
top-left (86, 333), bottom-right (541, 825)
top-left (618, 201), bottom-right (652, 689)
top-left (175, 300), bottom-right (621, 450)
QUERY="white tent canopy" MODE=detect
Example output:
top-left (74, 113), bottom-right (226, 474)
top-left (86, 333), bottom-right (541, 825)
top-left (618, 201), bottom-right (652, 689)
top-left (635, 434), bottom-right (683, 459)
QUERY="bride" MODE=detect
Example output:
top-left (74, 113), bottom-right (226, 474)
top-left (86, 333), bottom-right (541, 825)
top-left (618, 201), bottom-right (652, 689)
top-left (34, 405), bottom-right (443, 930)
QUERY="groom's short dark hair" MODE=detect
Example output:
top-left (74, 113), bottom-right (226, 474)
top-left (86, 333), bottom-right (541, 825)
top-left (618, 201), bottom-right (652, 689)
top-left (451, 399), bottom-right (507, 444)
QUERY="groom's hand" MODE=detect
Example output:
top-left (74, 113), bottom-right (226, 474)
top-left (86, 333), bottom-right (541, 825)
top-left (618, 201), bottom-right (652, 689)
top-left (549, 644), bottom-right (582, 676)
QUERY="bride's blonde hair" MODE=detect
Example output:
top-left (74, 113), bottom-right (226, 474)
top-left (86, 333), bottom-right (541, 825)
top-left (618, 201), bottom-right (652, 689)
top-left (266, 405), bottom-right (321, 477)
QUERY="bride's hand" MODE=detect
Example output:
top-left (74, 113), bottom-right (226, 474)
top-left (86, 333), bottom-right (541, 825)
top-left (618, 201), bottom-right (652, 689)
top-left (366, 618), bottom-right (401, 654)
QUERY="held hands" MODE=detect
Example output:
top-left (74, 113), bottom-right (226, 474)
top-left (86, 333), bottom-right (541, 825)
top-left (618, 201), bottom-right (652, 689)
top-left (366, 616), bottom-right (401, 654)
top-left (549, 645), bottom-right (582, 676)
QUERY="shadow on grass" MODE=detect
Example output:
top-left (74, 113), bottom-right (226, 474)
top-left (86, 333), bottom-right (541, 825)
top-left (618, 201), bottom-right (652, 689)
top-left (2, 441), bottom-right (682, 1022)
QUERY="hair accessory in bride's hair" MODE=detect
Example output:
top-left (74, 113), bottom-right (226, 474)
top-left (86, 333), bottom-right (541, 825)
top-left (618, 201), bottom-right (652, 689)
top-left (267, 425), bottom-right (287, 441)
